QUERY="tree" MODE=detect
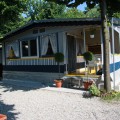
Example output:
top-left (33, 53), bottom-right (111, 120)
top-left (0, 16), bottom-right (27, 38)
top-left (63, 6), bottom-right (101, 18)
top-left (0, 0), bottom-right (27, 38)
top-left (24, 0), bottom-right (66, 21)
top-left (45, 0), bottom-right (120, 92)
top-left (85, 6), bottom-right (100, 18)
top-left (63, 8), bottom-right (85, 18)
top-left (113, 12), bottom-right (120, 18)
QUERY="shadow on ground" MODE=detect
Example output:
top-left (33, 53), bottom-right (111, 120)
top-left (0, 99), bottom-right (19, 120)
top-left (0, 80), bottom-right (49, 92)
top-left (0, 79), bottom-right (88, 93)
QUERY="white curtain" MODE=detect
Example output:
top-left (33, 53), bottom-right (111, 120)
top-left (41, 36), bottom-right (49, 56)
top-left (49, 34), bottom-right (57, 54)
top-left (6, 40), bottom-right (19, 57)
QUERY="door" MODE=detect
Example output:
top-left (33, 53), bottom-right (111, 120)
top-left (67, 35), bottom-right (76, 73)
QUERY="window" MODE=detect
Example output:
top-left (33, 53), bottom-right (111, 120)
top-left (41, 34), bottom-right (57, 56)
top-left (6, 40), bottom-right (19, 58)
top-left (21, 39), bottom-right (38, 57)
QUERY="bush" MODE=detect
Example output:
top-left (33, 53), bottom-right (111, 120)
top-left (89, 84), bottom-right (100, 96)
top-left (82, 51), bottom-right (93, 61)
top-left (54, 52), bottom-right (64, 63)
top-left (101, 90), bottom-right (120, 101)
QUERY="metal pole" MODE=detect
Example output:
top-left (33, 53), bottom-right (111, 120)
top-left (100, 29), bottom-right (103, 65)
top-left (65, 33), bottom-right (68, 74)
top-left (83, 29), bottom-right (87, 75)
top-left (83, 29), bottom-right (86, 52)
top-left (111, 17), bottom-right (115, 90)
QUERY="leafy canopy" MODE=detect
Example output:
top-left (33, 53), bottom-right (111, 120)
top-left (46, 0), bottom-right (120, 16)
top-left (24, 0), bottom-right (66, 20)
top-left (0, 0), bottom-right (27, 24)
top-left (0, 0), bottom-right (27, 38)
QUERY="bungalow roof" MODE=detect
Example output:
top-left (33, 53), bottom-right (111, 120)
top-left (2, 18), bottom-right (101, 41)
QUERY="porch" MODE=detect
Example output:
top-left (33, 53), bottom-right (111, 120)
top-left (64, 25), bottom-right (103, 76)
top-left (62, 69), bottom-right (102, 90)
top-left (63, 53), bottom-right (102, 89)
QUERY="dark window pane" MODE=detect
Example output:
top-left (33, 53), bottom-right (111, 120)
top-left (30, 40), bottom-right (37, 56)
top-left (22, 41), bottom-right (28, 57)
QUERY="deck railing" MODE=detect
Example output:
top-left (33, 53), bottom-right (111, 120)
top-left (6, 57), bottom-right (57, 65)
top-left (77, 56), bottom-right (85, 63)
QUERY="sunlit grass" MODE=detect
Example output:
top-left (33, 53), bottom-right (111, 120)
top-left (101, 90), bottom-right (120, 101)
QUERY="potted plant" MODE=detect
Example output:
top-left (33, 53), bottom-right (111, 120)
top-left (83, 80), bottom-right (93, 90)
top-left (82, 51), bottom-right (94, 89)
top-left (54, 52), bottom-right (64, 88)
top-left (0, 114), bottom-right (7, 120)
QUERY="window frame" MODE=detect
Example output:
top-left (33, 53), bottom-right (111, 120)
top-left (20, 37), bottom-right (39, 58)
top-left (40, 34), bottom-right (57, 57)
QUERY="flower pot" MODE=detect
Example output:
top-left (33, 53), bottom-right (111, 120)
top-left (83, 81), bottom-right (93, 89)
top-left (54, 79), bottom-right (63, 88)
top-left (0, 114), bottom-right (7, 120)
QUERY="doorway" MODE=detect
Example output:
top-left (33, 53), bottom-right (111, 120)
top-left (67, 35), bottom-right (76, 73)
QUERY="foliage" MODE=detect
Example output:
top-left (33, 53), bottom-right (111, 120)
top-left (0, 0), bottom-right (27, 38)
top-left (54, 52), bottom-right (64, 63)
top-left (85, 6), bottom-right (100, 18)
top-left (24, 0), bottom-right (66, 21)
top-left (0, 16), bottom-right (27, 38)
top-left (89, 84), bottom-right (100, 96)
top-left (101, 90), bottom-right (120, 101)
top-left (45, 0), bottom-right (120, 15)
top-left (113, 12), bottom-right (120, 18)
top-left (37, 1), bottom-right (101, 19)
top-left (0, 0), bottom-right (27, 25)
top-left (63, 8), bottom-right (85, 18)
top-left (82, 51), bottom-right (93, 61)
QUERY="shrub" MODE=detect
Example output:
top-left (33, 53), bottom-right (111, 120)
top-left (89, 84), bottom-right (100, 96)
top-left (101, 90), bottom-right (120, 101)
top-left (82, 51), bottom-right (93, 62)
top-left (54, 52), bottom-right (64, 63)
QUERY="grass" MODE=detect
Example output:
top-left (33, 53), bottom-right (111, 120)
top-left (100, 90), bottom-right (120, 101)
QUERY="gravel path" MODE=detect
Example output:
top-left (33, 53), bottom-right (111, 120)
top-left (0, 80), bottom-right (120, 120)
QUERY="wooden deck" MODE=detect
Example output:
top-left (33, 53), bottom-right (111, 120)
top-left (66, 67), bottom-right (100, 76)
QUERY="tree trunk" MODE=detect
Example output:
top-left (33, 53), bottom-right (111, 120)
top-left (100, 0), bottom-right (111, 92)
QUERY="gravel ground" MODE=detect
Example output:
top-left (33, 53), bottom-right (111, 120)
top-left (0, 80), bottom-right (120, 120)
